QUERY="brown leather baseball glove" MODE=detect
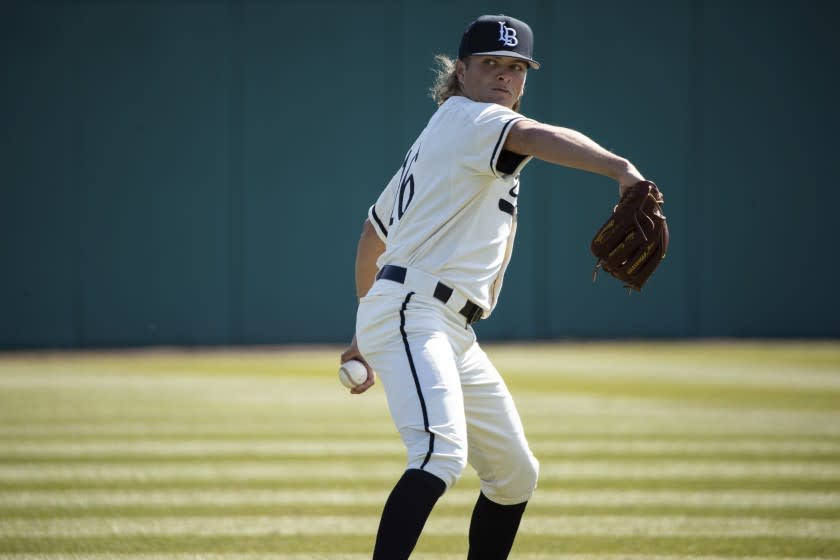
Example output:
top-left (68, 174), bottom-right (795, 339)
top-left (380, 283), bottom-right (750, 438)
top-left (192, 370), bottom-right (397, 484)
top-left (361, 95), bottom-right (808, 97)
top-left (591, 180), bottom-right (669, 291)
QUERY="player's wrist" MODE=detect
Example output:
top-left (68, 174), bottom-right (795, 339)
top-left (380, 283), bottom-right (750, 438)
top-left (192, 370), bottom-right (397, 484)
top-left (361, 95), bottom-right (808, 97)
top-left (616, 160), bottom-right (644, 188)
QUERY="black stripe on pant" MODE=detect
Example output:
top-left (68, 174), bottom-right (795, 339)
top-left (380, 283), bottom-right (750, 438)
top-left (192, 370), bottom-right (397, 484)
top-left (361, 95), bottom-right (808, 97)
top-left (398, 292), bottom-right (434, 469)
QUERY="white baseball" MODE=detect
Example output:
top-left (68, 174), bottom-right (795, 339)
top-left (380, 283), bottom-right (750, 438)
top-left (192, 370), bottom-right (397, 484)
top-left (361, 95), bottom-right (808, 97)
top-left (338, 359), bottom-right (368, 389)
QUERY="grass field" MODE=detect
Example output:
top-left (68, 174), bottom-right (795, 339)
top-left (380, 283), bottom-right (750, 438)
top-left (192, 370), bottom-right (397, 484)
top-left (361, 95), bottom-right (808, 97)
top-left (1, 341), bottom-right (839, 559)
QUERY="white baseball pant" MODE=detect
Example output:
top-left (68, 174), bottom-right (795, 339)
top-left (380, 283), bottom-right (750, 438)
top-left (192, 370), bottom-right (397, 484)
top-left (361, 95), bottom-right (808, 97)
top-left (356, 267), bottom-right (539, 505)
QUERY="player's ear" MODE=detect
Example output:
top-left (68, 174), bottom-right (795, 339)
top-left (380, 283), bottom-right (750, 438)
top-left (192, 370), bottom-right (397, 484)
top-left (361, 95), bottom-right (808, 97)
top-left (455, 59), bottom-right (466, 86)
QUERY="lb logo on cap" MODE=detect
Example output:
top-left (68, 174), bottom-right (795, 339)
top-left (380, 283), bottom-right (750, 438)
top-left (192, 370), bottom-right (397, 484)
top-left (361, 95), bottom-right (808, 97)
top-left (498, 22), bottom-right (519, 47)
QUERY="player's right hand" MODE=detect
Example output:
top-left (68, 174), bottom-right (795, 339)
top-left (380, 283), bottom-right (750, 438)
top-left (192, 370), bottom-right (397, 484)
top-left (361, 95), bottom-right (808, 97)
top-left (340, 336), bottom-right (376, 394)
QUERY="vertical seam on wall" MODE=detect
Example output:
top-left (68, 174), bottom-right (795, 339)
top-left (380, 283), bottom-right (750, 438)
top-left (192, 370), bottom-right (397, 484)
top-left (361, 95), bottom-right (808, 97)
top-left (534, 0), bottom-right (554, 339)
top-left (687, 0), bottom-right (705, 336)
top-left (69, 2), bottom-right (86, 348)
top-left (228, 0), bottom-right (244, 344)
top-left (384, 1), bottom-right (403, 165)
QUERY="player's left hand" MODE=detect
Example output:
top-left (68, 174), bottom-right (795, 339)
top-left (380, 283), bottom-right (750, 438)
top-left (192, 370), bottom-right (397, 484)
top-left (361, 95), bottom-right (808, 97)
top-left (340, 336), bottom-right (376, 394)
top-left (591, 180), bottom-right (668, 291)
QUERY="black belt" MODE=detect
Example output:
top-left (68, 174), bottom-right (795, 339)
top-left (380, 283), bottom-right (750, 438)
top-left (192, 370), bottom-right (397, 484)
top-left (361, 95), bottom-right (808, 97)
top-left (375, 265), bottom-right (484, 324)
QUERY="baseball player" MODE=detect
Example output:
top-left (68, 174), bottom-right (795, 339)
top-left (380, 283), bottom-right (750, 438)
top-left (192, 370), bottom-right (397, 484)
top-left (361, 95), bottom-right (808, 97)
top-left (341, 14), bottom-right (647, 559)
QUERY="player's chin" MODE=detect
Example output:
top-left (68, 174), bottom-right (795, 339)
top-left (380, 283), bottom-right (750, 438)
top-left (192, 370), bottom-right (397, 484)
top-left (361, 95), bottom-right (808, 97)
top-left (486, 90), bottom-right (515, 108)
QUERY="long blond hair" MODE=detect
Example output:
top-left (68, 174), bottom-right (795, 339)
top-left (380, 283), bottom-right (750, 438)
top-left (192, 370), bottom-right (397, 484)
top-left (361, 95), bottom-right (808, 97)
top-left (429, 54), bottom-right (522, 113)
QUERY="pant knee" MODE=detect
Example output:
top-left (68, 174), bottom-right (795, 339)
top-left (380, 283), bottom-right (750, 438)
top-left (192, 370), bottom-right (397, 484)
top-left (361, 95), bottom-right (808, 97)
top-left (481, 452), bottom-right (539, 505)
top-left (401, 423), bottom-right (468, 489)
top-left (418, 447), bottom-right (469, 489)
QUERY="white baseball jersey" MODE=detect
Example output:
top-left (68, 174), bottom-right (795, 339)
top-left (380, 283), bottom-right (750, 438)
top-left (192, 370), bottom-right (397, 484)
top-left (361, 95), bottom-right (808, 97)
top-left (368, 95), bottom-right (533, 315)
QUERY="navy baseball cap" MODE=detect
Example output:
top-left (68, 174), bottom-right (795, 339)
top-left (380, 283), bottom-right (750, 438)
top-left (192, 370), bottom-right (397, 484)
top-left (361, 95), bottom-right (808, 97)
top-left (458, 15), bottom-right (540, 69)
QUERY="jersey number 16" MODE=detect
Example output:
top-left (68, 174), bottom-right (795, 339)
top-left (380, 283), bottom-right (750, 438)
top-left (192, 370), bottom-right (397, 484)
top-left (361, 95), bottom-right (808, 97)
top-left (391, 146), bottom-right (420, 225)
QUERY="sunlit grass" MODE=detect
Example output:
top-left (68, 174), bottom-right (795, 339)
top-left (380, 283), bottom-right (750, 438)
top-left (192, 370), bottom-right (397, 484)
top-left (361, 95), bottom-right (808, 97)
top-left (1, 341), bottom-right (838, 557)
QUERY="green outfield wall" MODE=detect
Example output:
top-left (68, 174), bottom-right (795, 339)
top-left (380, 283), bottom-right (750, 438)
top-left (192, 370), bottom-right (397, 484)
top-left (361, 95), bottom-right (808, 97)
top-left (2, 0), bottom-right (838, 349)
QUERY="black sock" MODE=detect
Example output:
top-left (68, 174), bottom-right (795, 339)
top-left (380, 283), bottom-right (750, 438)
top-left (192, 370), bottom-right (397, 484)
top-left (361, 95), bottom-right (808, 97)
top-left (372, 468), bottom-right (447, 559)
top-left (467, 492), bottom-right (528, 560)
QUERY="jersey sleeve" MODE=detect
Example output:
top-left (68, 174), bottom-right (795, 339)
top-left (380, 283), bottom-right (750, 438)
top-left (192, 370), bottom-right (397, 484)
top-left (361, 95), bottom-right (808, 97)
top-left (367, 169), bottom-right (400, 242)
top-left (458, 102), bottom-right (533, 178)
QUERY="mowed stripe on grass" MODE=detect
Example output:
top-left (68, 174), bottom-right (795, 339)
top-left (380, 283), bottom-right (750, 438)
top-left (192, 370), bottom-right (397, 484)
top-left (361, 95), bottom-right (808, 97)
top-left (4, 438), bottom-right (840, 457)
top-left (2, 514), bottom-right (839, 538)
top-left (1, 342), bottom-right (839, 557)
top-left (0, 553), bottom-right (832, 560)
top-left (3, 489), bottom-right (839, 509)
top-left (1, 460), bottom-right (839, 482)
